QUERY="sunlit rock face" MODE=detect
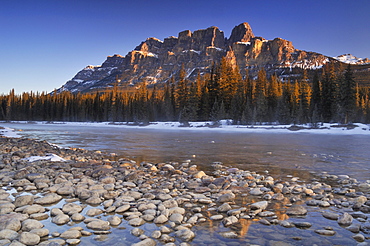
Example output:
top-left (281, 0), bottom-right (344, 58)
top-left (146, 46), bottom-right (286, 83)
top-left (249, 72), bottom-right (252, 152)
top-left (58, 22), bottom-right (336, 93)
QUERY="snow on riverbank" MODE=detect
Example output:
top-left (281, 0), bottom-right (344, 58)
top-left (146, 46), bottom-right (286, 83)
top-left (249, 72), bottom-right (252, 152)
top-left (23, 153), bottom-right (66, 162)
top-left (1, 121), bottom-right (370, 136)
top-left (0, 126), bottom-right (21, 138)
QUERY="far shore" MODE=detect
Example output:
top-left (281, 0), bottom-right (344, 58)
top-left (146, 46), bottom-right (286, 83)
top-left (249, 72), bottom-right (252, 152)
top-left (1, 120), bottom-right (370, 136)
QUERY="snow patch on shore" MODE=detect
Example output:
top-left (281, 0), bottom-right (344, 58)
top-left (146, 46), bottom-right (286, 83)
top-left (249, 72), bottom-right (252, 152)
top-left (23, 154), bottom-right (66, 162)
top-left (0, 127), bottom-right (21, 138)
top-left (2, 121), bottom-right (369, 135)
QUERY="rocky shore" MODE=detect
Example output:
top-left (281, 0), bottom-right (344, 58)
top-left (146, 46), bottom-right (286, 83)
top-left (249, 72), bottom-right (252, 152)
top-left (0, 136), bottom-right (370, 245)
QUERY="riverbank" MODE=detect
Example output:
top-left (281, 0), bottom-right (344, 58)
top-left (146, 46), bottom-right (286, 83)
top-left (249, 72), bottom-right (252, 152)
top-left (0, 137), bottom-right (369, 245)
top-left (2, 120), bottom-right (370, 135)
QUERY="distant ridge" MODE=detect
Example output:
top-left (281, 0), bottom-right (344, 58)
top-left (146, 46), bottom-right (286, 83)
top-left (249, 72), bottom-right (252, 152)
top-left (57, 23), bottom-right (369, 93)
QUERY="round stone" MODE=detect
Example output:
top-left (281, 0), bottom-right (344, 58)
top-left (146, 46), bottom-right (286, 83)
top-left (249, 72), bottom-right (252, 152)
top-left (21, 219), bottom-right (44, 231)
top-left (107, 216), bottom-right (121, 226)
top-left (19, 232), bottom-right (40, 245)
top-left (51, 214), bottom-right (70, 225)
top-left (154, 214), bottom-right (168, 224)
top-left (86, 220), bottom-right (110, 231)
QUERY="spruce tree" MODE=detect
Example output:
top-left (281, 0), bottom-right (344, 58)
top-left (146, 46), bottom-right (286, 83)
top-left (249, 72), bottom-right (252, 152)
top-left (339, 64), bottom-right (356, 124)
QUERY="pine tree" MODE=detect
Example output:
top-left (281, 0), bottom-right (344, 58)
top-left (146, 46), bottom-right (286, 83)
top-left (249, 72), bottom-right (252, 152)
top-left (267, 74), bottom-right (280, 123)
top-left (175, 65), bottom-right (188, 119)
top-left (339, 64), bottom-right (357, 124)
top-left (321, 63), bottom-right (337, 122)
top-left (310, 72), bottom-right (321, 121)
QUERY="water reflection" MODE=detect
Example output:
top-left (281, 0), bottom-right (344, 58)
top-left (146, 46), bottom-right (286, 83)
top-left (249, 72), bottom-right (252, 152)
top-left (2, 122), bottom-right (370, 182)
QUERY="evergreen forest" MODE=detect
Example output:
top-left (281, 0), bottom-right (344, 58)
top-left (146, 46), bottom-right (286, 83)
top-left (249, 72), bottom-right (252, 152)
top-left (1, 58), bottom-right (370, 126)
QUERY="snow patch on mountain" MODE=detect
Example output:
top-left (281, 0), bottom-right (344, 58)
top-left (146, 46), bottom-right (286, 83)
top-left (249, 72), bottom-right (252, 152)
top-left (333, 54), bottom-right (370, 65)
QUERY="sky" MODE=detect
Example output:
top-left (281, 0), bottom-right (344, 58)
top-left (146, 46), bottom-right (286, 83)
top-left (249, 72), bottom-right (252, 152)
top-left (1, 0), bottom-right (369, 94)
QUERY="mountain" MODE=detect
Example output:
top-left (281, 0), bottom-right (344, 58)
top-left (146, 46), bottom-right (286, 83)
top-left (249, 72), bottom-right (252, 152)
top-left (333, 54), bottom-right (370, 65)
top-left (57, 23), bottom-right (368, 93)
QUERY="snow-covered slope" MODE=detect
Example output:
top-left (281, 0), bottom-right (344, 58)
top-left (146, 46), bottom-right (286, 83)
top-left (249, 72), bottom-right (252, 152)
top-left (333, 54), bottom-right (370, 65)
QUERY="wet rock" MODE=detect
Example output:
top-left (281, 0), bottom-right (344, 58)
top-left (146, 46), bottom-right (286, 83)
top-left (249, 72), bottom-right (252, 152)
top-left (154, 214), bottom-right (168, 224)
top-left (293, 222), bottom-right (312, 228)
top-left (209, 214), bottom-right (223, 221)
top-left (219, 231), bottom-right (239, 239)
top-left (35, 193), bottom-right (62, 205)
top-left (132, 238), bottom-right (156, 246)
top-left (0, 202), bottom-right (15, 214)
top-left (193, 171), bottom-right (206, 179)
top-left (318, 201), bottom-right (331, 207)
top-left (222, 216), bottom-right (238, 226)
top-left (322, 211), bottom-right (339, 220)
top-left (131, 228), bottom-right (144, 237)
top-left (86, 208), bottom-right (103, 217)
top-left (227, 207), bottom-right (246, 216)
top-left (217, 192), bottom-right (235, 203)
top-left (314, 229), bottom-right (336, 236)
top-left (0, 218), bottom-right (22, 231)
top-left (162, 200), bottom-right (178, 209)
top-left (50, 208), bottom-right (63, 216)
top-left (85, 196), bottom-right (102, 205)
top-left (107, 216), bottom-right (121, 226)
top-left (29, 228), bottom-right (49, 238)
top-left (169, 213), bottom-right (183, 224)
top-left (14, 195), bottom-right (34, 208)
top-left (217, 203), bottom-right (232, 213)
top-left (51, 214), bottom-right (70, 225)
top-left (86, 220), bottom-right (110, 231)
top-left (260, 219), bottom-right (274, 227)
top-left (0, 239), bottom-right (10, 246)
top-left (258, 211), bottom-right (275, 217)
top-left (358, 183), bottom-right (370, 193)
top-left (249, 188), bottom-right (263, 196)
top-left (174, 228), bottom-right (195, 242)
top-left (138, 203), bottom-right (156, 212)
top-left (115, 204), bottom-right (131, 213)
top-left (62, 203), bottom-right (83, 215)
top-left (168, 207), bottom-right (185, 215)
top-left (100, 177), bottom-right (116, 184)
top-left (22, 205), bottom-right (45, 215)
top-left (71, 213), bottom-right (85, 221)
top-left (0, 229), bottom-right (18, 240)
top-left (250, 201), bottom-right (268, 210)
top-left (279, 220), bottom-right (294, 228)
top-left (141, 214), bottom-right (155, 222)
top-left (346, 224), bottom-right (361, 233)
top-left (66, 239), bottom-right (80, 245)
top-left (19, 232), bottom-right (40, 245)
top-left (157, 193), bottom-right (172, 201)
top-left (337, 212), bottom-right (353, 226)
top-left (60, 229), bottom-right (82, 239)
top-left (360, 222), bottom-right (370, 234)
top-left (30, 213), bottom-right (49, 220)
top-left (286, 205), bottom-right (307, 216)
top-left (129, 218), bottom-right (145, 227)
top-left (353, 233), bottom-right (365, 242)
top-left (21, 219), bottom-right (44, 231)
top-left (57, 186), bottom-right (75, 196)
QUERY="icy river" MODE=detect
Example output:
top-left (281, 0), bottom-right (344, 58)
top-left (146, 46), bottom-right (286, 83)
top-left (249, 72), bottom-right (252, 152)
top-left (3, 122), bottom-right (370, 182)
top-left (1, 122), bottom-right (370, 245)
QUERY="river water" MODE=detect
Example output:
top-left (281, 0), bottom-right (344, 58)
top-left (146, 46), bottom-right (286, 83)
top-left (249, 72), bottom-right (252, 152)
top-left (2, 122), bottom-right (370, 182)
top-left (2, 122), bottom-right (370, 245)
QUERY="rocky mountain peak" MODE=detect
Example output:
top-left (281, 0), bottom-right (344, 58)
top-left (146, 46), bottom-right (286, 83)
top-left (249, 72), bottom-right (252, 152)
top-left (333, 54), bottom-right (370, 65)
top-left (59, 22), bottom-right (365, 93)
top-left (228, 22), bottom-right (255, 45)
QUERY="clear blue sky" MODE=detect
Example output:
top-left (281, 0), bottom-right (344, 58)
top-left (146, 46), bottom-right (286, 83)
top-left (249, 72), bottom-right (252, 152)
top-left (1, 0), bottom-right (369, 94)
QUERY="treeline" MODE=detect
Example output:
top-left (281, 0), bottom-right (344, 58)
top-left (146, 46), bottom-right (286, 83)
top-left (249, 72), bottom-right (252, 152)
top-left (1, 58), bottom-right (370, 125)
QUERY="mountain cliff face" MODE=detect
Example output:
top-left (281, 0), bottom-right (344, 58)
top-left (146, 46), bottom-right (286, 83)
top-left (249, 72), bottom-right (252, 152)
top-left (58, 23), bottom-right (365, 93)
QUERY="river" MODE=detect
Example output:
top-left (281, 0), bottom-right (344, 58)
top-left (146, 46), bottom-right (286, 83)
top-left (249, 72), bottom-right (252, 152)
top-left (2, 122), bottom-right (370, 182)
top-left (2, 122), bottom-right (370, 245)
